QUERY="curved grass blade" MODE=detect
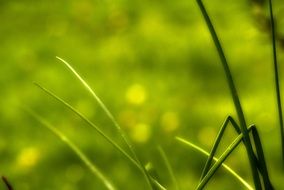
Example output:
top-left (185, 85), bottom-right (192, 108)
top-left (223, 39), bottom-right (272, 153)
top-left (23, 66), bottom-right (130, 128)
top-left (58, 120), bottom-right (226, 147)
top-left (34, 82), bottom-right (138, 167)
top-left (196, 0), bottom-right (262, 188)
top-left (157, 146), bottom-right (180, 190)
top-left (175, 137), bottom-right (253, 190)
top-left (25, 109), bottom-right (116, 190)
top-left (34, 83), bottom-right (166, 189)
top-left (268, 0), bottom-right (284, 167)
top-left (250, 125), bottom-right (274, 189)
top-left (56, 56), bottom-right (153, 189)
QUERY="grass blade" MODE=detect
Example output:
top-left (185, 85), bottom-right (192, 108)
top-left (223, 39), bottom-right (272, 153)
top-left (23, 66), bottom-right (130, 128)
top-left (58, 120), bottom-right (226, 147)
top-left (196, 0), bottom-right (262, 188)
top-left (25, 109), bottom-right (116, 190)
top-left (250, 125), bottom-right (274, 189)
top-left (157, 146), bottom-right (180, 190)
top-left (195, 134), bottom-right (243, 190)
top-left (56, 56), bottom-right (153, 189)
top-left (2, 176), bottom-right (13, 190)
top-left (176, 137), bottom-right (253, 190)
top-left (268, 0), bottom-right (284, 167)
top-left (34, 82), bottom-right (138, 167)
top-left (201, 116), bottom-right (241, 179)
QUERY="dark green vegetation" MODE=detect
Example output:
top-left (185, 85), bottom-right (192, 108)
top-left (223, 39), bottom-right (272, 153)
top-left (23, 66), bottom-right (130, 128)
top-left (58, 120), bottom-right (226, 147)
top-left (1, 0), bottom-right (284, 189)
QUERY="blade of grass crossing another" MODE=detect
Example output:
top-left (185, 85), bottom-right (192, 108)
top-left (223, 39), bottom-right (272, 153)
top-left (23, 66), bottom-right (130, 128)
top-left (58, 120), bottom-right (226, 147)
top-left (268, 0), bottom-right (284, 168)
top-left (25, 109), bottom-right (116, 190)
top-left (201, 116), bottom-right (241, 179)
top-left (34, 82), bottom-right (138, 167)
top-left (195, 0), bottom-right (262, 189)
top-left (175, 137), bottom-right (254, 190)
top-left (55, 57), bottom-right (137, 158)
top-left (57, 57), bottom-right (153, 189)
top-left (34, 83), bottom-right (167, 190)
top-left (250, 125), bottom-right (274, 189)
top-left (157, 146), bottom-right (180, 190)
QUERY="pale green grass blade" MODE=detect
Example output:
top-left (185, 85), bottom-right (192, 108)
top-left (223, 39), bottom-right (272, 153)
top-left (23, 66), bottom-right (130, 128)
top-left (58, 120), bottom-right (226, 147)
top-left (157, 146), bottom-right (180, 190)
top-left (201, 116), bottom-right (241, 179)
top-left (196, 0), bottom-right (261, 188)
top-left (151, 179), bottom-right (167, 190)
top-left (268, 0), bottom-right (284, 167)
top-left (34, 82), bottom-right (138, 167)
top-left (176, 137), bottom-right (253, 190)
top-left (25, 109), bottom-right (116, 190)
top-left (56, 56), bottom-right (153, 189)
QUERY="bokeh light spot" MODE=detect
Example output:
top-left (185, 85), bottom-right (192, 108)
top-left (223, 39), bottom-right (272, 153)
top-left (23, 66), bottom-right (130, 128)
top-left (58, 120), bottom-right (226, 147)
top-left (130, 123), bottom-right (151, 143)
top-left (17, 147), bottom-right (40, 169)
top-left (160, 111), bottom-right (180, 133)
top-left (126, 84), bottom-right (147, 105)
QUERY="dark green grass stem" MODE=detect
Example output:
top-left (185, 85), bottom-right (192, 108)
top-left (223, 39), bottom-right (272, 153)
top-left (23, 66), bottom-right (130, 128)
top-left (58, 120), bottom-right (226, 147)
top-left (196, 0), bottom-right (262, 189)
top-left (268, 0), bottom-right (284, 168)
top-left (251, 126), bottom-right (274, 189)
top-left (2, 176), bottom-right (13, 190)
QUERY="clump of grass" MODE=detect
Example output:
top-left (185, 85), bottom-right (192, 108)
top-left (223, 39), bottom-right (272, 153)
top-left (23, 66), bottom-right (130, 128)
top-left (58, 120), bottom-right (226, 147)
top-left (172, 0), bottom-right (278, 189)
top-left (31, 59), bottom-right (166, 189)
top-left (28, 0), bottom-right (282, 189)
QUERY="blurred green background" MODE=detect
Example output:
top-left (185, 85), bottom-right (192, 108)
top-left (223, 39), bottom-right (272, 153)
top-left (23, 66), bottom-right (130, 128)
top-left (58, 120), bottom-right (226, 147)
top-left (1, 0), bottom-right (284, 189)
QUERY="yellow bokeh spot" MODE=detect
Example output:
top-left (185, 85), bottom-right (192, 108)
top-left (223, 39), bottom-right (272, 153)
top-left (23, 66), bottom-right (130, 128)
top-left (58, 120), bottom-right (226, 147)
top-left (160, 111), bottom-right (180, 133)
top-left (17, 147), bottom-right (40, 169)
top-left (130, 123), bottom-right (151, 143)
top-left (126, 84), bottom-right (147, 105)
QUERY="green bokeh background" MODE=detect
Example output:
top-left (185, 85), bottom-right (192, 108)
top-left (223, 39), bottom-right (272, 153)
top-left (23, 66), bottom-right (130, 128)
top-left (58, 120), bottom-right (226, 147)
top-left (1, 0), bottom-right (284, 189)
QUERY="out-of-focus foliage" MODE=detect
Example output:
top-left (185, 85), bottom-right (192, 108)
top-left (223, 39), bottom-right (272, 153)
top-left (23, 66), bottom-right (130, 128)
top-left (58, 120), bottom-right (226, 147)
top-left (1, 0), bottom-right (284, 189)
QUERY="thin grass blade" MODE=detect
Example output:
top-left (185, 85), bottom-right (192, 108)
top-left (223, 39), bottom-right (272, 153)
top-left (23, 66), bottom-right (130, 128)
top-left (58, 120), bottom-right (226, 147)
top-left (201, 116), bottom-right (241, 179)
top-left (250, 125), bottom-right (274, 189)
top-left (56, 56), bottom-right (153, 189)
top-left (34, 82), bottom-right (138, 167)
top-left (268, 0), bottom-right (284, 167)
top-left (2, 176), bottom-right (13, 190)
top-left (157, 146), bottom-right (180, 190)
top-left (196, 0), bottom-right (262, 188)
top-left (175, 137), bottom-right (253, 190)
top-left (25, 109), bottom-right (116, 190)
